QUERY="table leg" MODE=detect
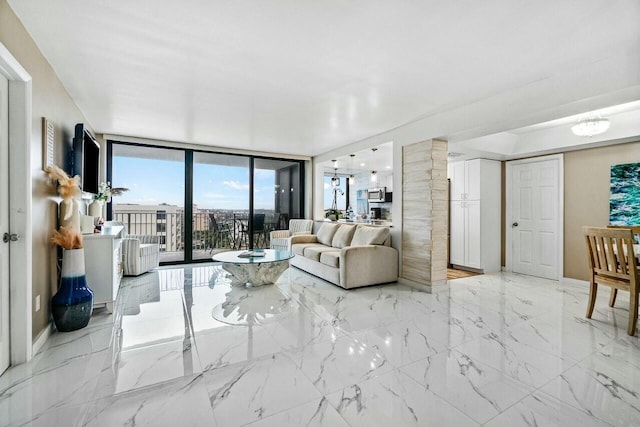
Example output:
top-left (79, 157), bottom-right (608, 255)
top-left (221, 261), bottom-right (290, 287)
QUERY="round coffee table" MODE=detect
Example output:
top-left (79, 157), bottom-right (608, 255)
top-left (212, 249), bottom-right (294, 287)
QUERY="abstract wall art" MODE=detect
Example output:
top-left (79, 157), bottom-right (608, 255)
top-left (610, 162), bottom-right (640, 225)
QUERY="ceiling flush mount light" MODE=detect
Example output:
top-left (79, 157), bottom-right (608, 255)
top-left (370, 148), bottom-right (378, 183)
top-left (571, 116), bottom-right (610, 137)
top-left (349, 154), bottom-right (355, 184)
top-left (331, 167), bottom-right (340, 187)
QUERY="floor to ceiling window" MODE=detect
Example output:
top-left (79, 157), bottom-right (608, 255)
top-left (109, 144), bottom-right (186, 263)
top-left (252, 158), bottom-right (303, 249)
top-left (108, 141), bottom-right (305, 264)
top-left (192, 152), bottom-right (250, 260)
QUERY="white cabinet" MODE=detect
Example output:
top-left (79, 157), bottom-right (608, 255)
top-left (84, 226), bottom-right (124, 313)
top-left (448, 159), bottom-right (500, 272)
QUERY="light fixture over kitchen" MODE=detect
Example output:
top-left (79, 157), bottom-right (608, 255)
top-left (331, 165), bottom-right (340, 187)
top-left (349, 154), bottom-right (355, 184)
top-left (571, 116), bottom-right (610, 137)
top-left (370, 148), bottom-right (378, 183)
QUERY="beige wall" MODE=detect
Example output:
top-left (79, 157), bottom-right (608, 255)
top-left (0, 1), bottom-right (94, 340)
top-left (564, 141), bottom-right (640, 281)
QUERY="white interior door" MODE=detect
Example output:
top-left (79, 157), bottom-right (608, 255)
top-left (450, 162), bottom-right (465, 201)
top-left (509, 156), bottom-right (561, 280)
top-left (450, 200), bottom-right (465, 265)
top-left (0, 73), bottom-right (10, 375)
top-left (465, 200), bottom-right (481, 268)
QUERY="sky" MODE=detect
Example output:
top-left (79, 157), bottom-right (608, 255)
top-left (112, 156), bottom-right (278, 210)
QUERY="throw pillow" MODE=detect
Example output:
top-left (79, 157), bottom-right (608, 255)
top-left (316, 222), bottom-right (341, 246)
top-left (331, 224), bottom-right (356, 248)
top-left (351, 225), bottom-right (390, 246)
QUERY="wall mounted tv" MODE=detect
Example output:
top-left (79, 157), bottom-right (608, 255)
top-left (72, 123), bottom-right (100, 195)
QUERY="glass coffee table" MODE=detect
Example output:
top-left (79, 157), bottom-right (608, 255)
top-left (212, 249), bottom-right (294, 287)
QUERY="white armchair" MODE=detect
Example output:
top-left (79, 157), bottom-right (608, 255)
top-left (270, 219), bottom-right (313, 251)
top-left (122, 235), bottom-right (160, 276)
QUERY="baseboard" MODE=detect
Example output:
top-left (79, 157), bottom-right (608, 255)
top-left (451, 264), bottom-right (484, 274)
top-left (561, 277), bottom-right (589, 287)
top-left (398, 277), bottom-right (447, 293)
top-left (32, 322), bottom-right (53, 356)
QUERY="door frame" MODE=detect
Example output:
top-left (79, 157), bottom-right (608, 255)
top-left (505, 153), bottom-right (564, 280)
top-left (0, 42), bottom-right (33, 364)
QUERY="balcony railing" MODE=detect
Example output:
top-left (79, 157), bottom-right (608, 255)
top-left (113, 210), bottom-right (285, 262)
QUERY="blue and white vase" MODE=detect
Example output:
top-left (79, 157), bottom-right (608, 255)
top-left (51, 248), bottom-right (94, 332)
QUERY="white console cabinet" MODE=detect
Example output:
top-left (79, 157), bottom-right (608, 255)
top-left (449, 159), bottom-right (501, 273)
top-left (83, 225), bottom-right (124, 313)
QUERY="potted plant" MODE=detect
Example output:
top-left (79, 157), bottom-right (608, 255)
top-left (50, 226), bottom-right (93, 331)
top-left (325, 208), bottom-right (341, 222)
top-left (88, 181), bottom-right (128, 218)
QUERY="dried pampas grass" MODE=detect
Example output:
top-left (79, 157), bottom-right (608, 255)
top-left (51, 226), bottom-right (83, 250)
top-left (45, 165), bottom-right (81, 201)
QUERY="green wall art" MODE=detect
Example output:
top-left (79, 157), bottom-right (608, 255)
top-left (610, 162), bottom-right (640, 225)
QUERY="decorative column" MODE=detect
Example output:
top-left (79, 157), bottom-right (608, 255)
top-left (401, 139), bottom-right (448, 286)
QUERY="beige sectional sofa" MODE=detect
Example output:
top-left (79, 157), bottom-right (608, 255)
top-left (289, 222), bottom-right (398, 289)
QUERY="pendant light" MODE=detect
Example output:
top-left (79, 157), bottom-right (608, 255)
top-left (370, 148), bottom-right (378, 183)
top-left (349, 154), bottom-right (355, 184)
top-left (331, 160), bottom-right (340, 187)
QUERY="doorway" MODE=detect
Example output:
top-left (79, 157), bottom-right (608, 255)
top-left (0, 42), bottom-right (34, 368)
top-left (506, 154), bottom-right (564, 280)
top-left (0, 73), bottom-right (9, 374)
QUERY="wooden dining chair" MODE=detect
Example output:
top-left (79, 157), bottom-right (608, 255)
top-left (607, 225), bottom-right (640, 242)
top-left (583, 226), bottom-right (639, 336)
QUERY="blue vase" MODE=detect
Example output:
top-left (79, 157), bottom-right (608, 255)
top-left (52, 248), bottom-right (94, 332)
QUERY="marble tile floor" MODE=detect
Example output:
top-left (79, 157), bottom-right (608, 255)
top-left (1, 264), bottom-right (639, 426)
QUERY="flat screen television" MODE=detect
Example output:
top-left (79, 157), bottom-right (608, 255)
top-left (72, 123), bottom-right (100, 195)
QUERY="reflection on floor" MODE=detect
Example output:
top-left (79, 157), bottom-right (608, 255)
top-left (1, 264), bottom-right (639, 426)
top-left (447, 268), bottom-right (481, 280)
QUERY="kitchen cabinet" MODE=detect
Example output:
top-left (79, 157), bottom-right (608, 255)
top-left (448, 159), bottom-right (500, 272)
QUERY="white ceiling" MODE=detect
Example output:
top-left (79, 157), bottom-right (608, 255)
top-left (9, 1), bottom-right (640, 157)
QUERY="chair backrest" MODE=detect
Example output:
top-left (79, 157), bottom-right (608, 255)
top-left (279, 213), bottom-right (290, 230)
top-left (252, 213), bottom-right (265, 231)
top-left (583, 226), bottom-right (638, 289)
top-left (209, 214), bottom-right (220, 232)
top-left (607, 225), bottom-right (640, 243)
top-left (289, 219), bottom-right (313, 235)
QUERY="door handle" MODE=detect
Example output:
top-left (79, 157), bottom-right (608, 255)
top-left (512, 222), bottom-right (519, 227)
top-left (3, 232), bottom-right (20, 243)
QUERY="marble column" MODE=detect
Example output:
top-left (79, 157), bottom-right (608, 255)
top-left (401, 139), bottom-right (448, 286)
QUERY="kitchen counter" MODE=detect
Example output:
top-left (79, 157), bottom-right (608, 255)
top-left (316, 219), bottom-right (393, 228)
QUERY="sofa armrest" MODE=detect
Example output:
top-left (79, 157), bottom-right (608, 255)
top-left (340, 245), bottom-right (399, 289)
top-left (290, 234), bottom-right (318, 244)
top-left (121, 238), bottom-right (141, 253)
top-left (126, 235), bottom-right (159, 244)
top-left (270, 230), bottom-right (290, 239)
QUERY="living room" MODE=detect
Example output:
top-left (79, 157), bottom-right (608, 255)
top-left (1, 1), bottom-right (639, 426)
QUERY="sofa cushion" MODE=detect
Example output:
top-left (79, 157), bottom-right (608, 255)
top-left (304, 246), bottom-right (340, 262)
top-left (351, 226), bottom-right (390, 246)
top-left (331, 224), bottom-right (356, 248)
top-left (316, 222), bottom-right (341, 246)
top-left (320, 251), bottom-right (340, 268)
top-left (292, 243), bottom-right (325, 256)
